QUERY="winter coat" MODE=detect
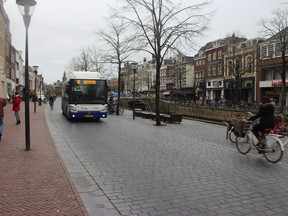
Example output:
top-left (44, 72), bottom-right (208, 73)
top-left (12, 95), bottom-right (21, 112)
top-left (0, 97), bottom-right (7, 117)
top-left (249, 101), bottom-right (275, 128)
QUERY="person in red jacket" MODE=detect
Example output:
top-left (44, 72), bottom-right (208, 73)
top-left (0, 96), bottom-right (7, 140)
top-left (12, 92), bottom-right (21, 125)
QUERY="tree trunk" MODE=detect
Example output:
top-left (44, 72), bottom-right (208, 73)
top-left (279, 53), bottom-right (287, 113)
top-left (155, 62), bottom-right (161, 126)
top-left (116, 62), bottom-right (121, 115)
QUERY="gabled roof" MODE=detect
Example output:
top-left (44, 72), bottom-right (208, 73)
top-left (195, 35), bottom-right (247, 57)
top-left (266, 27), bottom-right (288, 41)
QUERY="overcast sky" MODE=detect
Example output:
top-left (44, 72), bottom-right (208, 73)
top-left (3, 0), bottom-right (286, 84)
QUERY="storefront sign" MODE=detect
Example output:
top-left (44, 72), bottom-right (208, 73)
top-left (272, 81), bottom-right (288, 87)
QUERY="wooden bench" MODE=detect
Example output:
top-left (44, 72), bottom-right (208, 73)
top-left (135, 110), bottom-right (182, 124)
top-left (135, 111), bottom-right (155, 119)
top-left (135, 110), bottom-right (144, 117)
top-left (161, 114), bottom-right (182, 124)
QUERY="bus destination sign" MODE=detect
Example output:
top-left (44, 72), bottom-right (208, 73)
top-left (83, 80), bottom-right (97, 84)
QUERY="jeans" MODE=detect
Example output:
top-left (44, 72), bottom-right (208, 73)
top-left (0, 116), bottom-right (3, 135)
top-left (14, 111), bottom-right (20, 122)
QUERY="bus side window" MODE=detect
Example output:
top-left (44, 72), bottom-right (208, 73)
top-left (72, 85), bottom-right (82, 91)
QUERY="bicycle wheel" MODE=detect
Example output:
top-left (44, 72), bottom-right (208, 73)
top-left (119, 106), bottom-right (124, 115)
top-left (263, 136), bottom-right (283, 163)
top-left (229, 128), bottom-right (240, 143)
top-left (236, 133), bottom-right (251, 154)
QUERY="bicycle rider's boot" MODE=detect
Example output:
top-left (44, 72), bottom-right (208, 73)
top-left (259, 143), bottom-right (269, 150)
top-left (258, 139), bottom-right (268, 153)
top-left (256, 137), bottom-right (262, 147)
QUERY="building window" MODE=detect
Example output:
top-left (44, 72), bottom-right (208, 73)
top-left (228, 60), bottom-right (233, 75)
top-left (208, 54), bottom-right (211, 62)
top-left (213, 52), bottom-right (216, 60)
top-left (218, 50), bottom-right (222, 59)
top-left (207, 65), bottom-right (211, 76)
top-left (275, 43), bottom-right (281, 57)
top-left (235, 57), bottom-right (241, 72)
top-left (218, 63), bottom-right (222, 75)
top-left (212, 65), bottom-right (216, 75)
top-left (246, 56), bottom-right (253, 73)
top-left (268, 43), bottom-right (274, 58)
top-left (261, 45), bottom-right (268, 58)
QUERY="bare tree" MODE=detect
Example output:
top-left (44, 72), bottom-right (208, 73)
top-left (172, 53), bottom-right (189, 90)
top-left (66, 48), bottom-right (93, 72)
top-left (260, 8), bottom-right (288, 112)
top-left (66, 46), bottom-right (108, 77)
top-left (98, 19), bottom-right (136, 115)
top-left (66, 57), bottom-right (80, 73)
top-left (77, 48), bottom-right (92, 71)
top-left (89, 45), bottom-right (110, 77)
top-left (224, 33), bottom-right (255, 107)
top-left (114, 0), bottom-right (212, 125)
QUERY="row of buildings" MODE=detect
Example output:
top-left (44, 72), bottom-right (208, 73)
top-left (2, 1), bottom-right (285, 106)
top-left (0, 1), bottom-right (49, 101)
top-left (120, 33), bottom-right (288, 105)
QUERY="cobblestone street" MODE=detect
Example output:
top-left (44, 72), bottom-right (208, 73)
top-left (47, 106), bottom-right (288, 216)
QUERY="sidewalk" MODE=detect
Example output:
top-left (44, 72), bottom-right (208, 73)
top-left (0, 102), bottom-right (89, 216)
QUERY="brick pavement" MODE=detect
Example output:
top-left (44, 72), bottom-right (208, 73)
top-left (0, 101), bottom-right (88, 216)
top-left (6, 100), bottom-right (288, 216)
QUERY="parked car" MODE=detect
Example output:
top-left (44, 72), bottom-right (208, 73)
top-left (128, 100), bottom-right (150, 111)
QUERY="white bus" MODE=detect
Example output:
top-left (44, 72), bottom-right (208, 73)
top-left (61, 71), bottom-right (108, 120)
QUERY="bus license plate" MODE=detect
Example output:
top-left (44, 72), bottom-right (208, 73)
top-left (85, 115), bottom-right (93, 118)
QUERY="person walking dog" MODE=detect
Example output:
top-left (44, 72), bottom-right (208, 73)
top-left (12, 92), bottom-right (21, 125)
top-left (0, 96), bottom-right (7, 140)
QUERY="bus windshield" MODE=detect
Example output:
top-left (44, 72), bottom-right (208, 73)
top-left (68, 79), bottom-right (107, 104)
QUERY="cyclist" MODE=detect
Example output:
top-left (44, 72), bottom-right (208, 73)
top-left (248, 96), bottom-right (275, 152)
top-left (108, 96), bottom-right (115, 113)
top-left (49, 95), bottom-right (55, 109)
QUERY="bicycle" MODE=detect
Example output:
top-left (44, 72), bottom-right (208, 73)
top-left (235, 119), bottom-right (285, 163)
top-left (108, 104), bottom-right (124, 115)
top-left (224, 112), bottom-right (254, 143)
top-left (224, 121), bottom-right (242, 143)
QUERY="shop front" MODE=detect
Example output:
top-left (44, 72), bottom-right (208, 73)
top-left (261, 80), bottom-right (288, 106)
top-left (224, 77), bottom-right (255, 103)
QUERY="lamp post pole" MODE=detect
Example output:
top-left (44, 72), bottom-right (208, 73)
top-left (39, 77), bottom-right (42, 105)
top-left (131, 63), bottom-right (138, 120)
top-left (33, 66), bottom-right (38, 112)
top-left (133, 68), bottom-right (136, 120)
top-left (17, 0), bottom-right (37, 151)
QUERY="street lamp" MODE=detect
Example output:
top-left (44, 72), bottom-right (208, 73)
top-left (16, 0), bottom-right (37, 151)
top-left (132, 63), bottom-right (138, 120)
top-left (39, 77), bottom-right (42, 105)
top-left (33, 65), bottom-right (38, 113)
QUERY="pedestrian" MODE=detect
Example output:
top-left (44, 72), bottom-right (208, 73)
top-left (12, 92), bottom-right (21, 125)
top-left (108, 96), bottom-right (115, 113)
top-left (0, 96), bottom-right (7, 140)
